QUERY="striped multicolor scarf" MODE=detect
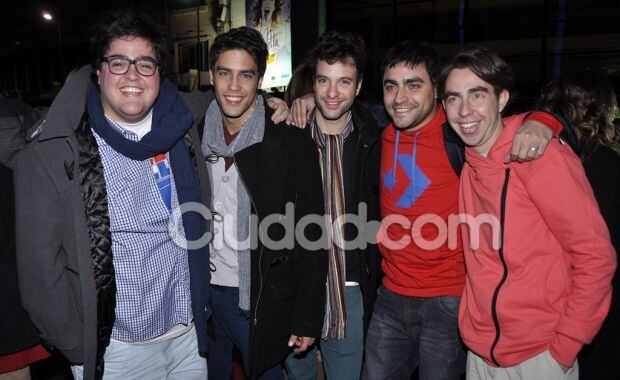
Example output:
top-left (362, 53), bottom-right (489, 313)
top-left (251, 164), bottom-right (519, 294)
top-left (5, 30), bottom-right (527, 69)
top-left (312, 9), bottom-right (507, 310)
top-left (310, 111), bottom-right (354, 340)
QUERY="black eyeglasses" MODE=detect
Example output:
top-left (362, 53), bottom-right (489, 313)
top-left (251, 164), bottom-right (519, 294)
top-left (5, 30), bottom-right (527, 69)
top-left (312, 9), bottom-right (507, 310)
top-left (100, 55), bottom-right (160, 77)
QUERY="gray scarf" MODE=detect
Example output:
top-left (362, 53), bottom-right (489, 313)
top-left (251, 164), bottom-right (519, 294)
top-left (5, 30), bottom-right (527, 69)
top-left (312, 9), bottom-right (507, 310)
top-left (201, 96), bottom-right (265, 311)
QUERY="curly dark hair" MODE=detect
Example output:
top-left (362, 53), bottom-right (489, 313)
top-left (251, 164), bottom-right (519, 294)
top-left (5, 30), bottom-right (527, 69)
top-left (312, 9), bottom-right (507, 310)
top-left (305, 30), bottom-right (366, 83)
top-left (209, 26), bottom-right (268, 78)
top-left (538, 70), bottom-right (620, 156)
top-left (89, 9), bottom-right (167, 76)
top-left (381, 41), bottom-right (441, 85)
top-left (438, 46), bottom-right (513, 99)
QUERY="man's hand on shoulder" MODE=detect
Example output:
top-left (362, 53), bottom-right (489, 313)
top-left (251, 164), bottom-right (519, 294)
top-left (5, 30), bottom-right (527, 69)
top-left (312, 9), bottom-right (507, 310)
top-left (285, 93), bottom-right (315, 128)
top-left (288, 335), bottom-right (316, 353)
top-left (266, 97), bottom-right (290, 124)
top-left (505, 119), bottom-right (553, 163)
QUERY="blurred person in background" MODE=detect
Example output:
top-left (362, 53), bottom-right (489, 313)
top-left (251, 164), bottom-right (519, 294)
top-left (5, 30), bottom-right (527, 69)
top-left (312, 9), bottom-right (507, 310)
top-left (284, 61), bottom-right (314, 107)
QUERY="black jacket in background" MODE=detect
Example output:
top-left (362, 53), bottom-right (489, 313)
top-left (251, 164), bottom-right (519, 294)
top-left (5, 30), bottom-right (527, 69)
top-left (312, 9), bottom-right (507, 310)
top-left (581, 144), bottom-right (620, 310)
top-left (0, 98), bottom-right (44, 356)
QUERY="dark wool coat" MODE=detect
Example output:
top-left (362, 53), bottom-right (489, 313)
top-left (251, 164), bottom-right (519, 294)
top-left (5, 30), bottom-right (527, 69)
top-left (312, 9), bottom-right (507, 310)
top-left (234, 105), bottom-right (328, 378)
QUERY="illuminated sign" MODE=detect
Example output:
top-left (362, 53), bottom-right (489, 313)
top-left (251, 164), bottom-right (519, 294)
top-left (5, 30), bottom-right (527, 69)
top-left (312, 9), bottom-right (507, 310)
top-left (246, 0), bottom-right (292, 88)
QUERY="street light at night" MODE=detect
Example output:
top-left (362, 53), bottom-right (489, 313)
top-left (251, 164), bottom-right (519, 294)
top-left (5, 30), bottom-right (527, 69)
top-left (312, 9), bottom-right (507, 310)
top-left (42, 10), bottom-right (64, 78)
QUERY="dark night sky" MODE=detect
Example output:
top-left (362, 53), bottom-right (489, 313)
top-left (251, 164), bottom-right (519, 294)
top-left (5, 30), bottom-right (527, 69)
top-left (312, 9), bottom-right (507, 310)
top-left (0, 0), bottom-right (193, 56)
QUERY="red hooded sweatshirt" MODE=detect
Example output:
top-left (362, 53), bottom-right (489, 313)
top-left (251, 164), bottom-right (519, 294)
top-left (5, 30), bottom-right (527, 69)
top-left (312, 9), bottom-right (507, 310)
top-left (458, 114), bottom-right (616, 369)
top-left (379, 106), bottom-right (465, 297)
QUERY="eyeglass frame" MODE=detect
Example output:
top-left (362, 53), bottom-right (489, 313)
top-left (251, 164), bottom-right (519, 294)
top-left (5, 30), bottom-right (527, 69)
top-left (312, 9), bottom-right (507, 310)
top-left (100, 55), bottom-right (161, 77)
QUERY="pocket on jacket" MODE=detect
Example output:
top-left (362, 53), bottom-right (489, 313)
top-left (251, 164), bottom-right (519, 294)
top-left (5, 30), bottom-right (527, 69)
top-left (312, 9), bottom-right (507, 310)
top-left (543, 260), bottom-right (570, 312)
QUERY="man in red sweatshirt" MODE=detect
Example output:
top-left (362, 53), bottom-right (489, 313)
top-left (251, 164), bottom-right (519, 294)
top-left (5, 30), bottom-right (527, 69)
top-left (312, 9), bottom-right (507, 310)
top-left (439, 46), bottom-right (616, 380)
top-left (362, 41), bottom-right (566, 380)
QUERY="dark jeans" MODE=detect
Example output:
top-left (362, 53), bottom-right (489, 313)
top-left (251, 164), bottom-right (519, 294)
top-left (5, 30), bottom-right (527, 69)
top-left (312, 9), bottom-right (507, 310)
top-left (362, 285), bottom-right (466, 380)
top-left (207, 286), bottom-right (283, 380)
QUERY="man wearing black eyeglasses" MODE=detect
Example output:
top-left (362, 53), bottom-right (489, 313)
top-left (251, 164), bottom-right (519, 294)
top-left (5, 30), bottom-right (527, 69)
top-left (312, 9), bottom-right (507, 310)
top-left (14, 10), bottom-right (214, 380)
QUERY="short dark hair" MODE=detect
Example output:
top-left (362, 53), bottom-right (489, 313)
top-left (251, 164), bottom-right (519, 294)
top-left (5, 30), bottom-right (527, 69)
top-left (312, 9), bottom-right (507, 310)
top-left (438, 46), bottom-right (513, 99)
top-left (381, 41), bottom-right (441, 85)
top-left (89, 9), bottom-right (167, 75)
top-left (209, 27), bottom-right (268, 78)
top-left (305, 31), bottom-right (366, 82)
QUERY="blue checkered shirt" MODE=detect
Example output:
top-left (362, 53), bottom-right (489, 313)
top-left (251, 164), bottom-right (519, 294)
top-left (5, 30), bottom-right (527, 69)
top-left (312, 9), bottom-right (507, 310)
top-left (93, 118), bottom-right (192, 343)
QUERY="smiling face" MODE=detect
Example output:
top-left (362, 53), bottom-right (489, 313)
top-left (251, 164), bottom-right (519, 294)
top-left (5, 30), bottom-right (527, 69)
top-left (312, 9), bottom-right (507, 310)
top-left (442, 67), bottom-right (509, 154)
top-left (382, 62), bottom-right (437, 132)
top-left (97, 36), bottom-right (160, 124)
top-left (210, 49), bottom-right (263, 133)
top-left (313, 58), bottom-right (361, 127)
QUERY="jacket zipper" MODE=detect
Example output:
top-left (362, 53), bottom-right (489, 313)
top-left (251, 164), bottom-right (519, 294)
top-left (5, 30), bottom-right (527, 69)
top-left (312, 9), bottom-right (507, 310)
top-left (252, 244), bottom-right (265, 328)
top-left (232, 157), bottom-right (265, 330)
top-left (489, 168), bottom-right (511, 367)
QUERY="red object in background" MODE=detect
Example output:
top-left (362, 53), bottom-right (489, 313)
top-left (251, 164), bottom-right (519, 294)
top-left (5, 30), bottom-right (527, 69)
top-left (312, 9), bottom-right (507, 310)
top-left (232, 347), bottom-right (246, 380)
top-left (0, 344), bottom-right (50, 373)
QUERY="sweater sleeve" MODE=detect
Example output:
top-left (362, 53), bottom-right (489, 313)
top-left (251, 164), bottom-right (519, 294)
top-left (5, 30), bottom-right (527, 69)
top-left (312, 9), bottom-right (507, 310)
top-left (524, 111), bottom-right (564, 135)
top-left (522, 144), bottom-right (616, 367)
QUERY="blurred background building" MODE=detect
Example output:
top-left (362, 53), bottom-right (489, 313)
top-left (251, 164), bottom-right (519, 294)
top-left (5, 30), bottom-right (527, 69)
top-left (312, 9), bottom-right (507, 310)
top-left (0, 0), bottom-right (618, 109)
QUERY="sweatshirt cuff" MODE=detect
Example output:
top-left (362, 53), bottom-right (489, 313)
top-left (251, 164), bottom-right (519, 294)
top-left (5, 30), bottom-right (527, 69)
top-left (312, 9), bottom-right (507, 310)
top-left (549, 333), bottom-right (583, 368)
top-left (525, 111), bottom-right (563, 135)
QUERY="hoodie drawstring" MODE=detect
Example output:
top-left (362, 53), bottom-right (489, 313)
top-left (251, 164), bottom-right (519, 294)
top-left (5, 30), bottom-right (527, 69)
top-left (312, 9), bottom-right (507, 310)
top-left (411, 132), bottom-right (420, 185)
top-left (393, 130), bottom-right (400, 179)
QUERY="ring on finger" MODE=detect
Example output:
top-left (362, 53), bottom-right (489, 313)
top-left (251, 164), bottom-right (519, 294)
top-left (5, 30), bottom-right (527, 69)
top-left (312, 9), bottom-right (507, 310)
top-left (529, 146), bottom-right (538, 153)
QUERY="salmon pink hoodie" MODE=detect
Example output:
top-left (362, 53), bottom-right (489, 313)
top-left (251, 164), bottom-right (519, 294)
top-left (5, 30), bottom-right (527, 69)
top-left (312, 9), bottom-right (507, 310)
top-left (458, 114), bottom-right (616, 369)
